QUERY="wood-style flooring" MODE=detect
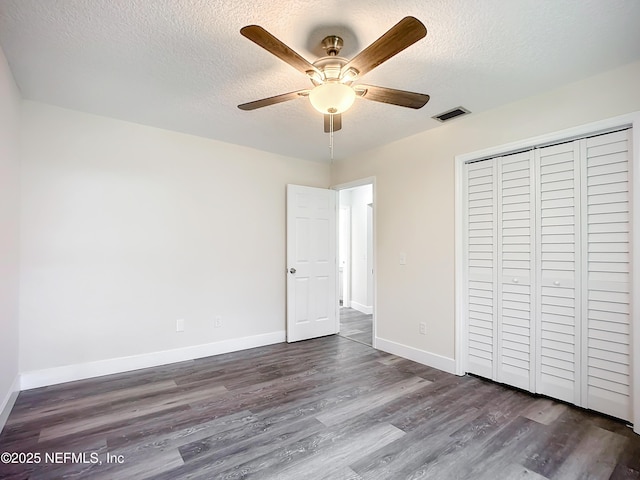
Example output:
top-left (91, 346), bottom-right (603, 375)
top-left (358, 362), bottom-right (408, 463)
top-left (1, 335), bottom-right (639, 479)
top-left (339, 307), bottom-right (372, 346)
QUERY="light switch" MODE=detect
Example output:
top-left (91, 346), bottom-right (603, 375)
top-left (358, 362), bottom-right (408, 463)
top-left (399, 252), bottom-right (407, 265)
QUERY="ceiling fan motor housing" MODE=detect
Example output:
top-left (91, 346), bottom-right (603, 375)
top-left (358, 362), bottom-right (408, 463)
top-left (310, 56), bottom-right (351, 85)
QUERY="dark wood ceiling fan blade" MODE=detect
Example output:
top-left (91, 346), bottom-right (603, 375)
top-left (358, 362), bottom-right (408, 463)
top-left (343, 17), bottom-right (426, 79)
top-left (241, 25), bottom-right (319, 76)
top-left (357, 84), bottom-right (430, 109)
top-left (238, 90), bottom-right (309, 110)
top-left (323, 114), bottom-right (342, 133)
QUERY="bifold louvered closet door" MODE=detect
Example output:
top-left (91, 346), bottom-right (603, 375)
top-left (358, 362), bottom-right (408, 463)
top-left (465, 151), bottom-right (536, 391)
top-left (535, 141), bottom-right (581, 406)
top-left (463, 128), bottom-right (633, 422)
top-left (582, 130), bottom-right (633, 421)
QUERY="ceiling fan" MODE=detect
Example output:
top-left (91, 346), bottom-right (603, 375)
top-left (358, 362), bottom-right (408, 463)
top-left (237, 17), bottom-right (430, 133)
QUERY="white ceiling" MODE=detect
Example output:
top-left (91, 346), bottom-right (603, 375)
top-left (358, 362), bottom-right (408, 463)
top-left (1, 0), bottom-right (640, 162)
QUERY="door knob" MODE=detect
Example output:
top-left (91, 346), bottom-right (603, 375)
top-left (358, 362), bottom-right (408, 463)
top-left (289, 267), bottom-right (296, 274)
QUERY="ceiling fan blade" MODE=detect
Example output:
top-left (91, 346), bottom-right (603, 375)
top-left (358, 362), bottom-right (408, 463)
top-left (238, 90), bottom-right (309, 111)
top-left (343, 17), bottom-right (426, 79)
top-left (324, 114), bottom-right (342, 133)
top-left (241, 25), bottom-right (320, 76)
top-left (357, 84), bottom-right (430, 109)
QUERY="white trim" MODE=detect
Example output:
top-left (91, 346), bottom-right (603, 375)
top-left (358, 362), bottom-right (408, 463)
top-left (332, 176), bottom-right (377, 191)
top-left (454, 154), bottom-right (466, 375)
top-left (0, 375), bottom-right (20, 433)
top-left (372, 179), bottom-right (377, 349)
top-left (332, 177), bottom-right (377, 348)
top-left (456, 113), bottom-right (640, 164)
top-left (350, 301), bottom-right (373, 315)
top-left (632, 115), bottom-right (640, 435)
top-left (455, 111), bottom-right (640, 433)
top-left (529, 151), bottom-right (538, 394)
top-left (376, 337), bottom-right (456, 375)
top-left (20, 331), bottom-right (285, 390)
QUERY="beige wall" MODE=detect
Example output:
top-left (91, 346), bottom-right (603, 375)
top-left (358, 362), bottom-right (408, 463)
top-left (8, 56), bottom-right (640, 386)
top-left (0, 47), bottom-right (21, 412)
top-left (341, 185), bottom-right (373, 312)
top-left (331, 60), bottom-right (640, 361)
top-left (19, 102), bottom-right (330, 372)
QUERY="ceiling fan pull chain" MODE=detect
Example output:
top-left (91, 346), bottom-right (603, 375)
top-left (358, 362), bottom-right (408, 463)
top-left (329, 114), bottom-right (334, 162)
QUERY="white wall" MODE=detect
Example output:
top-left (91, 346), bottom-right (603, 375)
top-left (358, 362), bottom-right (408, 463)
top-left (342, 185), bottom-right (373, 313)
top-left (331, 60), bottom-right (640, 364)
top-left (338, 196), bottom-right (351, 306)
top-left (0, 46), bottom-right (21, 419)
top-left (19, 102), bottom-right (330, 374)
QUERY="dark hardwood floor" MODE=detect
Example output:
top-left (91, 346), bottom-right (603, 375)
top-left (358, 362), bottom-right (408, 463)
top-left (339, 307), bottom-right (372, 346)
top-left (1, 335), bottom-right (639, 479)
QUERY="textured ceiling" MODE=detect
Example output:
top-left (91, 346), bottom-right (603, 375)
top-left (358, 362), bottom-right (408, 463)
top-left (1, 0), bottom-right (640, 162)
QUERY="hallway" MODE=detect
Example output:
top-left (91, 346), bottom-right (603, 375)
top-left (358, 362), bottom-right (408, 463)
top-left (339, 307), bottom-right (372, 346)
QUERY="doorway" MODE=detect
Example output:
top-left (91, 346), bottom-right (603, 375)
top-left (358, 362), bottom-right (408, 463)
top-left (337, 182), bottom-right (374, 346)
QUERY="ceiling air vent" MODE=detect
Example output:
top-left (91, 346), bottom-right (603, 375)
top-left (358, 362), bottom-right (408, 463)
top-left (432, 106), bottom-right (470, 122)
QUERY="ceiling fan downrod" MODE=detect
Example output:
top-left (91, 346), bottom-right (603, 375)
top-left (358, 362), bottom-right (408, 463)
top-left (321, 35), bottom-right (343, 56)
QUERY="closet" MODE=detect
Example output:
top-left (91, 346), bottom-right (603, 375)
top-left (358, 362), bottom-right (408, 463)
top-left (463, 128), bottom-right (633, 422)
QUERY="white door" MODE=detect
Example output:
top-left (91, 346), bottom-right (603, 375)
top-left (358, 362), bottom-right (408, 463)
top-left (497, 151), bottom-right (535, 391)
top-left (286, 184), bottom-right (338, 342)
top-left (535, 141), bottom-right (582, 405)
top-left (581, 129), bottom-right (632, 421)
top-left (464, 151), bottom-right (536, 390)
top-left (464, 158), bottom-right (497, 379)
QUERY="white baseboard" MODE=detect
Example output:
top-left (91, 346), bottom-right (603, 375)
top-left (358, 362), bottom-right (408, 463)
top-left (351, 301), bottom-right (373, 315)
top-left (375, 337), bottom-right (457, 375)
top-left (21, 330), bottom-right (286, 390)
top-left (0, 375), bottom-right (20, 433)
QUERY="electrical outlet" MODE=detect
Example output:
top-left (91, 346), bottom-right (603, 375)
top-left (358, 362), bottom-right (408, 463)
top-left (419, 322), bottom-right (426, 335)
top-left (176, 318), bottom-right (185, 332)
top-left (214, 316), bottom-right (222, 328)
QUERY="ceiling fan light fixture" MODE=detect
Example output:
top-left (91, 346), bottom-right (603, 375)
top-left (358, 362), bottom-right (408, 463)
top-left (306, 69), bottom-right (324, 84)
top-left (309, 82), bottom-right (356, 114)
top-left (340, 67), bottom-right (359, 84)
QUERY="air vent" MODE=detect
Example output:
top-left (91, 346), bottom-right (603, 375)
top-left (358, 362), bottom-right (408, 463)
top-left (432, 106), bottom-right (470, 122)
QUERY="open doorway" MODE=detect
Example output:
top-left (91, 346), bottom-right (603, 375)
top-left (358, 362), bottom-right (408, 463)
top-left (337, 182), bottom-right (374, 346)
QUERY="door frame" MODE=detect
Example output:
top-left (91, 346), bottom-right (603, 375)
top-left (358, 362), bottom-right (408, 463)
top-left (339, 205), bottom-right (352, 309)
top-left (332, 177), bottom-right (377, 348)
top-left (454, 111), bottom-right (640, 434)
